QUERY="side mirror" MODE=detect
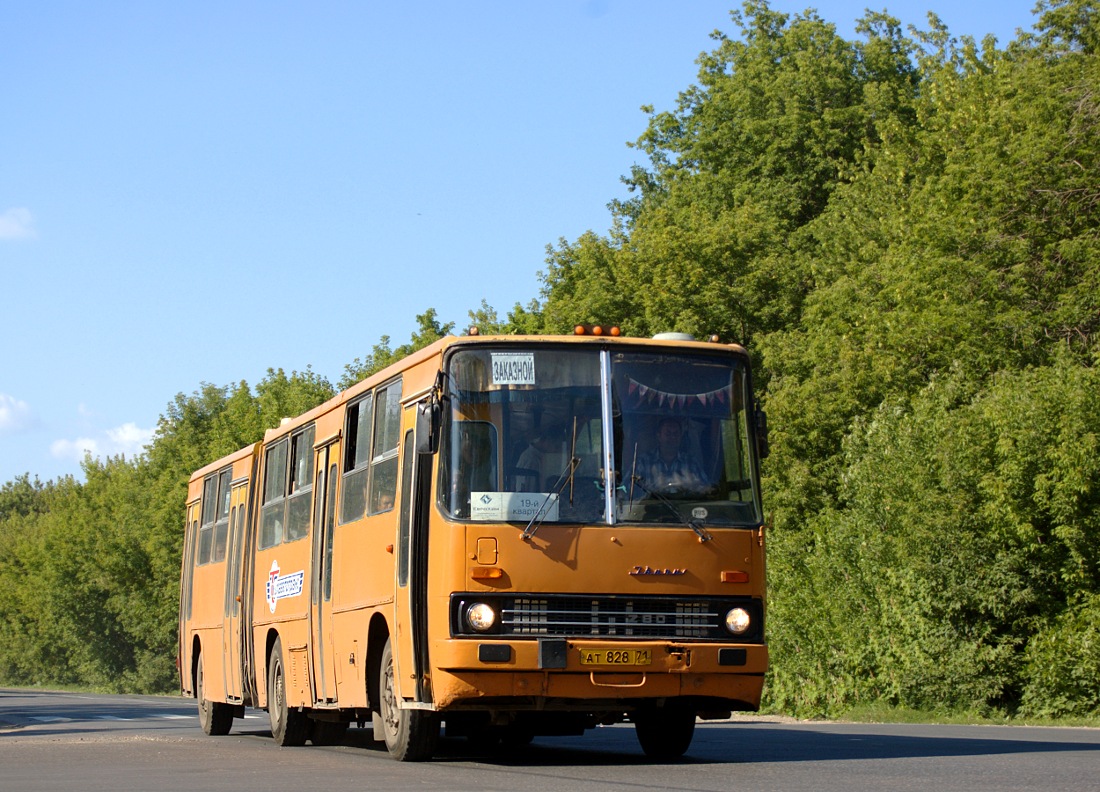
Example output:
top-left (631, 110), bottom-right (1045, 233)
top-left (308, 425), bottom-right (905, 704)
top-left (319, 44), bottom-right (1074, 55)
top-left (416, 399), bottom-right (440, 455)
top-left (754, 408), bottom-right (770, 460)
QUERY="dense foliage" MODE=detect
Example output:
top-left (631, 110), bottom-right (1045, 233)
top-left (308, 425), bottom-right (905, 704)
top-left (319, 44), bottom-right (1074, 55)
top-left (517, 0), bottom-right (1100, 717)
top-left (2, 1), bottom-right (1097, 717)
top-left (0, 370), bottom-right (335, 691)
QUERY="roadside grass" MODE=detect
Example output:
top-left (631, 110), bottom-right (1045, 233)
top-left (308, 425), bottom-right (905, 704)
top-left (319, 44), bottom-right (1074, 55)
top-left (831, 702), bottom-right (1100, 729)
top-left (0, 682), bottom-right (179, 697)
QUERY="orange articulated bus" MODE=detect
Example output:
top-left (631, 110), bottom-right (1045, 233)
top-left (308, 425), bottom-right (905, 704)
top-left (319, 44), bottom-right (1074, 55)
top-left (178, 329), bottom-right (770, 760)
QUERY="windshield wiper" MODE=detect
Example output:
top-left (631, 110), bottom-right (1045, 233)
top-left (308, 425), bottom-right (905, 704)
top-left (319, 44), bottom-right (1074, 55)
top-left (521, 413), bottom-right (585, 545)
top-left (522, 418), bottom-right (582, 542)
top-left (521, 456), bottom-right (580, 542)
top-left (628, 475), bottom-right (713, 543)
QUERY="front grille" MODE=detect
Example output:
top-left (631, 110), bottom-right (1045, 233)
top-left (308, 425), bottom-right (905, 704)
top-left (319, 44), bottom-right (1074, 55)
top-left (451, 594), bottom-right (762, 641)
top-left (507, 597), bottom-right (715, 638)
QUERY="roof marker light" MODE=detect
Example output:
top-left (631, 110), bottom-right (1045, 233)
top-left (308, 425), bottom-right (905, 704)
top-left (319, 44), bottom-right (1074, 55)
top-left (574, 324), bottom-right (623, 337)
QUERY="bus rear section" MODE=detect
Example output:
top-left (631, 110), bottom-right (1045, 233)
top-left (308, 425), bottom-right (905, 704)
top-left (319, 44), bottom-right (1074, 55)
top-left (178, 443), bottom-right (259, 735)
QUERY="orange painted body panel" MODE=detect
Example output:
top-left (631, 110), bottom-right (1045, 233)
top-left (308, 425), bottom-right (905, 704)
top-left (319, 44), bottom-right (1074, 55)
top-left (421, 518), bottom-right (767, 709)
top-left (329, 511), bottom-right (398, 707)
top-left (251, 530), bottom-right (313, 707)
top-left (431, 661), bottom-right (765, 710)
top-left (457, 523), bottom-right (763, 597)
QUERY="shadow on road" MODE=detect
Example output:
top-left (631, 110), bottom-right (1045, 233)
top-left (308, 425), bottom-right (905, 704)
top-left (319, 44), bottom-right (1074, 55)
top-left (681, 724), bottom-right (1100, 765)
top-left (4, 688), bottom-right (1098, 770)
top-left (258, 721), bottom-right (1100, 767)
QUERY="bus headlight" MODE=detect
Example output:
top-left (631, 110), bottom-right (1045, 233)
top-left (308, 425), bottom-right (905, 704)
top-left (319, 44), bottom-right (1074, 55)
top-left (465, 602), bottom-right (498, 633)
top-left (724, 607), bottom-right (752, 636)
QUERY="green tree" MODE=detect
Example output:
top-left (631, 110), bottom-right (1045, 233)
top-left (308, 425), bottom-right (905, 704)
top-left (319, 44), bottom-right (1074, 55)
top-left (763, 0), bottom-right (1100, 528)
top-left (0, 367), bottom-right (340, 692)
top-left (535, 1), bottom-right (922, 355)
top-left (770, 357), bottom-right (1100, 716)
top-left (255, 367), bottom-right (335, 426)
top-left (0, 474), bottom-right (49, 521)
top-left (338, 308), bottom-right (455, 388)
top-left (6, 1), bottom-right (1100, 719)
top-left (533, 0), bottom-right (1100, 717)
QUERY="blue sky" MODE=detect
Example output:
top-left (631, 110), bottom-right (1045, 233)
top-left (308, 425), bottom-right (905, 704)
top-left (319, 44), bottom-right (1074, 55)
top-left (1, 0), bottom-right (1040, 485)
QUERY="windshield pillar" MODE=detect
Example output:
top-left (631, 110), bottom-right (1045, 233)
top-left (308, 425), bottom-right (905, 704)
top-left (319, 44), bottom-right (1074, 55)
top-left (599, 350), bottom-right (617, 525)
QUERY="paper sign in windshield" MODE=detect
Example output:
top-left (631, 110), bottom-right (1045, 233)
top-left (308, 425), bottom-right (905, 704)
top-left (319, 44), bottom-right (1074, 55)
top-left (491, 353), bottom-right (535, 386)
top-left (471, 492), bottom-right (559, 521)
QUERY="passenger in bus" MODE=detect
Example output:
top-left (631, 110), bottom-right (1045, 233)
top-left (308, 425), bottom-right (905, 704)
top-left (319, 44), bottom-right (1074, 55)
top-left (637, 417), bottom-right (706, 494)
top-left (371, 465), bottom-right (398, 513)
top-left (515, 425), bottom-right (562, 492)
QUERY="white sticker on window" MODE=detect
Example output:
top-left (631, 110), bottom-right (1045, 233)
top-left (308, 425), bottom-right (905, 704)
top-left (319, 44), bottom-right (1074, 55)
top-left (491, 353), bottom-right (536, 386)
top-left (471, 492), bottom-right (559, 522)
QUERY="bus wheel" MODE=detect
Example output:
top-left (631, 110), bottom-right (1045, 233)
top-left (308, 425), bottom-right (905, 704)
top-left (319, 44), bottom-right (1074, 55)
top-left (196, 650), bottom-right (233, 736)
top-left (634, 703), bottom-right (696, 760)
top-left (378, 638), bottom-right (439, 761)
top-left (268, 637), bottom-right (309, 746)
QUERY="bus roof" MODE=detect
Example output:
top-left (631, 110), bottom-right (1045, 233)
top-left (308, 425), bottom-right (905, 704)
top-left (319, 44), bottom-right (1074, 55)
top-left (259, 333), bottom-right (750, 445)
top-left (189, 442), bottom-right (260, 485)
top-left (177, 333), bottom-right (751, 469)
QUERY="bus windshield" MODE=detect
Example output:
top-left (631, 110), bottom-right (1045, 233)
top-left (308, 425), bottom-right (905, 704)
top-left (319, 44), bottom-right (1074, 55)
top-left (439, 345), bottom-right (762, 528)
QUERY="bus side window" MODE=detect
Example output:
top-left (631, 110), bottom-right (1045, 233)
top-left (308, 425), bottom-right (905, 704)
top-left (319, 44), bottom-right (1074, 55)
top-left (198, 476), bottom-right (216, 564)
top-left (260, 438), bottom-right (288, 549)
top-left (285, 425), bottom-right (315, 541)
top-left (369, 380), bottom-right (402, 514)
top-left (212, 469), bottom-right (231, 562)
top-left (340, 395), bottom-right (373, 523)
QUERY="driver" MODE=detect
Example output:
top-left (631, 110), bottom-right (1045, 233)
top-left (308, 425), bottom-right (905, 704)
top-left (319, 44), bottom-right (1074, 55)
top-left (638, 418), bottom-right (706, 494)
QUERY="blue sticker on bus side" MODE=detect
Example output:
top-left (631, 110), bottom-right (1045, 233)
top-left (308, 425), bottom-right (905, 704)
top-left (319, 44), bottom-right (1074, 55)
top-left (266, 560), bottom-right (305, 614)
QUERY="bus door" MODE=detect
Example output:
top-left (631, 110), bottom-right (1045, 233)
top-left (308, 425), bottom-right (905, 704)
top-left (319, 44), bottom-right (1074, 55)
top-left (394, 402), bottom-right (433, 703)
top-left (221, 481), bottom-right (249, 703)
top-left (310, 443), bottom-right (339, 704)
top-left (180, 502), bottom-right (200, 692)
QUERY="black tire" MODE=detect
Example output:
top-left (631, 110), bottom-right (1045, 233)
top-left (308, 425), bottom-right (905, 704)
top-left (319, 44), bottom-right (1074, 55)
top-left (268, 637), bottom-right (309, 746)
top-left (310, 719), bottom-right (348, 746)
top-left (196, 649), bottom-right (233, 736)
top-left (634, 703), bottom-right (696, 760)
top-left (377, 638), bottom-right (439, 761)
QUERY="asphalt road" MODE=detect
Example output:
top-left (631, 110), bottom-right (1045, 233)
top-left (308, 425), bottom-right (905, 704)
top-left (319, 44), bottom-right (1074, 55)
top-left (1, 688), bottom-right (1098, 792)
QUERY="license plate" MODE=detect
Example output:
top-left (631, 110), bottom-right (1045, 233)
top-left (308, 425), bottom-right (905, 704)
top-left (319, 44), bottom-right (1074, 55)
top-left (578, 647), bottom-right (652, 666)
